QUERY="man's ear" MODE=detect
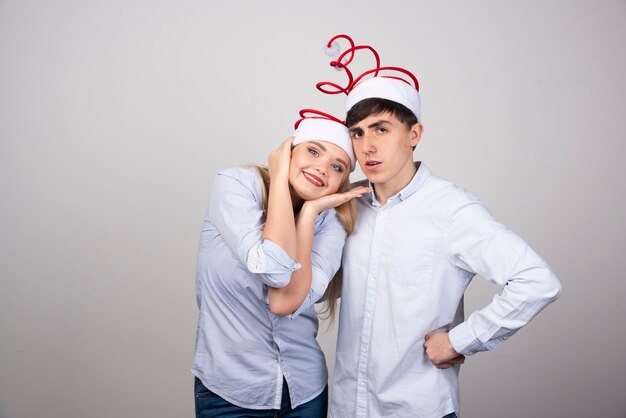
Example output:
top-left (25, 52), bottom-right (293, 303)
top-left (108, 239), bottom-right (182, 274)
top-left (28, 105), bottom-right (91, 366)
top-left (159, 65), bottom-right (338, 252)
top-left (409, 122), bottom-right (423, 147)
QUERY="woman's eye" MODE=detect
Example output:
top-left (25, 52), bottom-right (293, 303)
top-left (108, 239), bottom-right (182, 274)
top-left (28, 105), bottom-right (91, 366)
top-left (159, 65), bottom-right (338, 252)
top-left (331, 163), bottom-right (344, 173)
top-left (307, 147), bottom-right (319, 156)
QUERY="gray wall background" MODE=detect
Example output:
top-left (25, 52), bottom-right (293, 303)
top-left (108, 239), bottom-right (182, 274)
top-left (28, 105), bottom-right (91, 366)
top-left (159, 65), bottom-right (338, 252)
top-left (1, 1), bottom-right (624, 417)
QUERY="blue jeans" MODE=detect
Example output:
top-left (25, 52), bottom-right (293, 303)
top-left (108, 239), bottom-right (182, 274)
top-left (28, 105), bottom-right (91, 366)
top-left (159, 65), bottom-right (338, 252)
top-left (194, 377), bottom-right (328, 418)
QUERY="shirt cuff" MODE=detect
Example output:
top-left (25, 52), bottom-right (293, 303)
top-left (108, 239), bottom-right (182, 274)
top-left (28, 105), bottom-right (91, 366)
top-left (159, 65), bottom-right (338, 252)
top-left (247, 240), bottom-right (301, 287)
top-left (287, 266), bottom-right (329, 319)
top-left (448, 323), bottom-right (483, 356)
top-left (449, 322), bottom-right (511, 355)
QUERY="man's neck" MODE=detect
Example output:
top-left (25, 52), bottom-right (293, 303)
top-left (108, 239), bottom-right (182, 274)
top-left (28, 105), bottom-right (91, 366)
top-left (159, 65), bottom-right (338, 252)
top-left (373, 162), bottom-right (418, 206)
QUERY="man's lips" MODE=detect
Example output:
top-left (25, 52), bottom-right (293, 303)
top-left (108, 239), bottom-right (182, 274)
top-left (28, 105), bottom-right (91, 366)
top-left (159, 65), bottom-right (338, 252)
top-left (302, 172), bottom-right (325, 187)
top-left (364, 160), bottom-right (382, 170)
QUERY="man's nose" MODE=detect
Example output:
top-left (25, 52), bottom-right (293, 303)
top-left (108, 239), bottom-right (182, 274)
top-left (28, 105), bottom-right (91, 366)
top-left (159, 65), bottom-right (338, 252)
top-left (361, 133), bottom-right (375, 153)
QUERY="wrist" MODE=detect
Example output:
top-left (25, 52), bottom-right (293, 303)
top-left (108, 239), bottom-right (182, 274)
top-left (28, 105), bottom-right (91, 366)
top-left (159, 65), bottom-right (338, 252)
top-left (301, 201), bottom-right (321, 216)
top-left (269, 173), bottom-right (290, 187)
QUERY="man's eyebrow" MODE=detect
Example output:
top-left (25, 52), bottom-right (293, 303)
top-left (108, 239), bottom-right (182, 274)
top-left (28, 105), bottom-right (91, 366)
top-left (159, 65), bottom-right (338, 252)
top-left (309, 141), bottom-right (327, 151)
top-left (349, 120), bottom-right (390, 132)
top-left (367, 120), bottom-right (391, 129)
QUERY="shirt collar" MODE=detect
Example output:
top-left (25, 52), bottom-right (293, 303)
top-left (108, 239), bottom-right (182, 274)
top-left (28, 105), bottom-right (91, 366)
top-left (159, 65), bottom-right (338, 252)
top-left (367, 162), bottom-right (430, 207)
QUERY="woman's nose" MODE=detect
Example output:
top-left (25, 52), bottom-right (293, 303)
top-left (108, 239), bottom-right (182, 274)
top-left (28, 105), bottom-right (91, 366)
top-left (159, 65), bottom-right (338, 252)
top-left (314, 165), bottom-right (326, 176)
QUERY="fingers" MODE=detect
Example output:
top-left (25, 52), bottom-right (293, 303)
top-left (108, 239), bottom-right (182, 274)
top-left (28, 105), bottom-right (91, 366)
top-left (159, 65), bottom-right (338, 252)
top-left (304, 187), bottom-right (369, 214)
top-left (326, 186), bottom-right (370, 205)
top-left (349, 186), bottom-right (371, 195)
top-left (449, 355), bottom-right (465, 365)
top-left (339, 186), bottom-right (370, 201)
top-left (344, 186), bottom-right (371, 198)
top-left (435, 362), bottom-right (454, 369)
top-left (280, 136), bottom-right (295, 150)
top-left (423, 331), bottom-right (464, 369)
top-left (273, 137), bottom-right (294, 160)
top-left (435, 362), bottom-right (457, 369)
top-left (333, 187), bottom-right (370, 205)
top-left (268, 137), bottom-right (295, 180)
top-left (268, 137), bottom-right (294, 160)
top-left (432, 356), bottom-right (465, 369)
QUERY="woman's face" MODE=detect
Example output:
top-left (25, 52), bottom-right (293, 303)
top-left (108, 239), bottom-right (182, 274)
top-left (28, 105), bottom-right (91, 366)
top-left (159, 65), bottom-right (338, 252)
top-left (289, 140), bottom-right (350, 201)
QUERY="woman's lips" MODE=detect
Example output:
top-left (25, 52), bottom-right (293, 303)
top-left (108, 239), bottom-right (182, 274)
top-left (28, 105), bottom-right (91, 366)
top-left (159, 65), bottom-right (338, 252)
top-left (303, 172), bottom-right (325, 187)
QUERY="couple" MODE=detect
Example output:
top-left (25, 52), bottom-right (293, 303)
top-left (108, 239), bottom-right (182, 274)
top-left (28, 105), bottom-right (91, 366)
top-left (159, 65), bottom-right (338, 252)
top-left (191, 35), bottom-right (562, 418)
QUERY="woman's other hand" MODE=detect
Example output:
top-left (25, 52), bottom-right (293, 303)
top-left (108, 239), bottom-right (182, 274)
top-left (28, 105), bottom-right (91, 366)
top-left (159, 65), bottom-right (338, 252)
top-left (267, 137), bottom-right (294, 183)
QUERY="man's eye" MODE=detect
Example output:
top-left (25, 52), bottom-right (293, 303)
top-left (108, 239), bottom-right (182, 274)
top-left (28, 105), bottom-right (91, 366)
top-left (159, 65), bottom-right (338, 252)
top-left (351, 132), bottom-right (362, 139)
top-left (377, 127), bottom-right (387, 134)
top-left (307, 147), bottom-right (319, 156)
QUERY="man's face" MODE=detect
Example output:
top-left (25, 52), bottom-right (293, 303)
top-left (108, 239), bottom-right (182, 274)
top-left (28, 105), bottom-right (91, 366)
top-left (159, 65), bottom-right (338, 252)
top-left (348, 112), bottom-right (422, 190)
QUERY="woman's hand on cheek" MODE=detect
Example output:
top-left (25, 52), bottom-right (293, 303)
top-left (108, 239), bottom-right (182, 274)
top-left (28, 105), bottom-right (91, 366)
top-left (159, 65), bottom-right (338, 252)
top-left (267, 137), bottom-right (294, 183)
top-left (303, 186), bottom-right (371, 214)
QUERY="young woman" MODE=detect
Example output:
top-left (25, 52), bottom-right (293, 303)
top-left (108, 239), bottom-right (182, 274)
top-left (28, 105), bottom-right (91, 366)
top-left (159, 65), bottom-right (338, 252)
top-left (192, 112), bottom-right (368, 418)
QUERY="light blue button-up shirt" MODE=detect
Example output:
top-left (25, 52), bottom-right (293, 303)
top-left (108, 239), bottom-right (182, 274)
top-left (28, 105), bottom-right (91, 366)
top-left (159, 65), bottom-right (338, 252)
top-left (192, 167), bottom-right (347, 409)
top-left (331, 163), bottom-right (561, 418)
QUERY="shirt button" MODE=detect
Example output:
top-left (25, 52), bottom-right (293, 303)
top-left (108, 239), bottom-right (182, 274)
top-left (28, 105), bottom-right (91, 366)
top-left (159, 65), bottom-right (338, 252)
top-left (361, 346), bottom-right (368, 353)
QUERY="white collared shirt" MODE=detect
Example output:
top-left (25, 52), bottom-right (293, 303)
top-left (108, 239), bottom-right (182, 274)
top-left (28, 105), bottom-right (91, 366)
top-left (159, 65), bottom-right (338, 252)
top-left (331, 163), bottom-right (561, 418)
top-left (192, 167), bottom-right (346, 409)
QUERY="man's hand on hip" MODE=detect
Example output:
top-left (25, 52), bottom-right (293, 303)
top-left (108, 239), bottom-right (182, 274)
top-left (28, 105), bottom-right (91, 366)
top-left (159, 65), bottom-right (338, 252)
top-left (424, 331), bottom-right (466, 369)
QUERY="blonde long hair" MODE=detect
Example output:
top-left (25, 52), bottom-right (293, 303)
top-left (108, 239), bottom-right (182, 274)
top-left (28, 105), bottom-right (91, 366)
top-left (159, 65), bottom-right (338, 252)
top-left (254, 165), bottom-right (356, 321)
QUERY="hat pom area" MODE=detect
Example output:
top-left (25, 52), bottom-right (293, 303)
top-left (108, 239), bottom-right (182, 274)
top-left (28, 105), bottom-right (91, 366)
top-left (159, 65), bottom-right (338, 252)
top-left (325, 40), bottom-right (341, 58)
top-left (325, 40), bottom-right (344, 71)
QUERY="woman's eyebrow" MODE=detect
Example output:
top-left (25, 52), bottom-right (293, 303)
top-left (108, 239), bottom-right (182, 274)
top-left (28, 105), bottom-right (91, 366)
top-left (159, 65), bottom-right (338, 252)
top-left (308, 141), bottom-right (327, 151)
top-left (309, 140), bottom-right (347, 169)
top-left (335, 158), bottom-right (348, 169)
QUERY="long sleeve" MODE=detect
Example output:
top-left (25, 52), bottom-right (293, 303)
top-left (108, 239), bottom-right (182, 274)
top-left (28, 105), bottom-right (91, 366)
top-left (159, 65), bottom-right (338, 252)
top-left (205, 168), bottom-right (300, 288)
top-left (446, 198), bottom-right (562, 355)
top-left (193, 166), bottom-right (330, 410)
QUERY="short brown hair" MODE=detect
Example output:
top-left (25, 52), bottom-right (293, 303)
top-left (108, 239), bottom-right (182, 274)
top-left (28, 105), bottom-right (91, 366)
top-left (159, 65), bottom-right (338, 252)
top-left (346, 98), bottom-right (418, 129)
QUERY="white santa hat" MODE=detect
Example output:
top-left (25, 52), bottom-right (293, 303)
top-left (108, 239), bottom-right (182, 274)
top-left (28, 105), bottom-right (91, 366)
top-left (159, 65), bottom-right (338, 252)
top-left (293, 110), bottom-right (355, 171)
top-left (346, 76), bottom-right (421, 121)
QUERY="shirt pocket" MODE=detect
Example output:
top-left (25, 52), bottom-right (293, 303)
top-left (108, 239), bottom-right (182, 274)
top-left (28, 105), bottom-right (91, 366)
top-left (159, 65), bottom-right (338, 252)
top-left (391, 238), bottom-right (436, 286)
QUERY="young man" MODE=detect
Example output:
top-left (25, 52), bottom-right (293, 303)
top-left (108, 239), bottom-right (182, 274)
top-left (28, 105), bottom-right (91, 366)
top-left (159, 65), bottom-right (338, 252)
top-left (328, 68), bottom-right (562, 417)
